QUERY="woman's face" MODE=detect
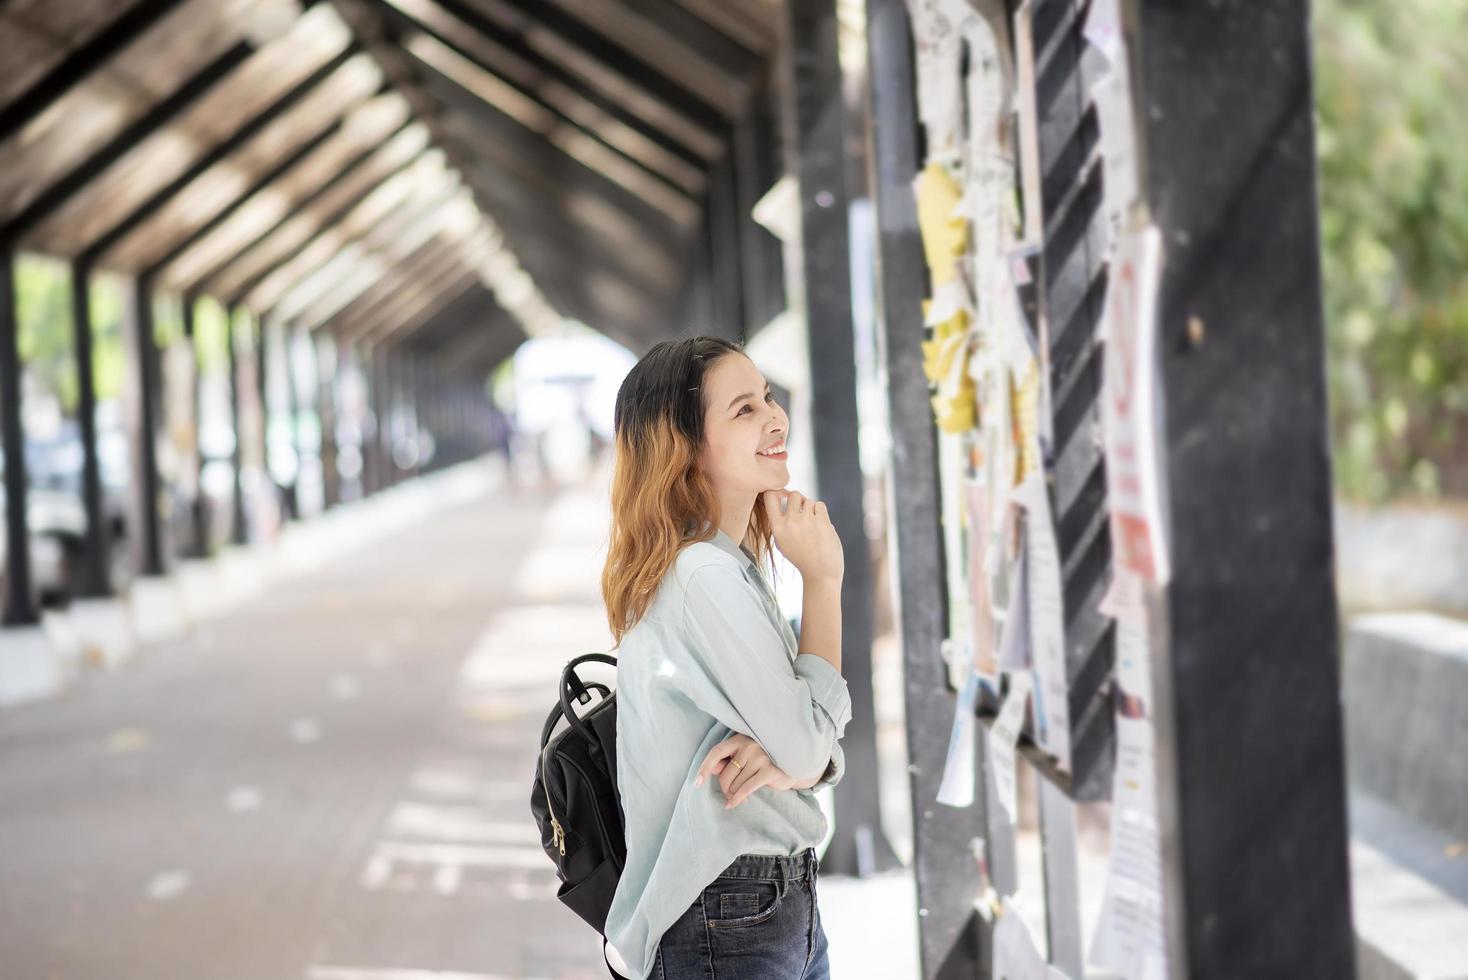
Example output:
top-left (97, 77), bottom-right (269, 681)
top-left (698, 353), bottom-right (789, 497)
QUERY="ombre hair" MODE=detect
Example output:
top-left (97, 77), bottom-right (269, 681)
top-left (602, 336), bottom-right (778, 644)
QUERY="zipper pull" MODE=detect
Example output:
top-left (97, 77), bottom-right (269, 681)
top-left (552, 817), bottom-right (566, 855)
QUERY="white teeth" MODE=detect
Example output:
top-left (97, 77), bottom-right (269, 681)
top-left (759, 443), bottom-right (785, 456)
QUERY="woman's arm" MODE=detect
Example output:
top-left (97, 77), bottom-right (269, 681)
top-left (679, 562), bottom-right (852, 781)
top-left (698, 733), bottom-right (825, 805)
top-left (798, 576), bottom-right (842, 671)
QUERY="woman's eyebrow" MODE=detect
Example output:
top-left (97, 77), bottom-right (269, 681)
top-left (724, 383), bottom-right (771, 411)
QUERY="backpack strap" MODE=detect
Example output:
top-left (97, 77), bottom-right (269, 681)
top-left (558, 653), bottom-right (618, 746)
top-left (538, 652), bottom-right (618, 750)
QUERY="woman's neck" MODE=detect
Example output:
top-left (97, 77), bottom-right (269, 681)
top-left (714, 494), bottom-right (755, 547)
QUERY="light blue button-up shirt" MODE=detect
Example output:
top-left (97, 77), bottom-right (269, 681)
top-left (603, 524), bottom-right (851, 980)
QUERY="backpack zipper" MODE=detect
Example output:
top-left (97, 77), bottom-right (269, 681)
top-left (540, 742), bottom-right (566, 856)
top-left (541, 727), bottom-right (621, 868)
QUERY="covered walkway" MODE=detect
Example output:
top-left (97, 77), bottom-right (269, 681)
top-left (0, 456), bottom-right (918, 979)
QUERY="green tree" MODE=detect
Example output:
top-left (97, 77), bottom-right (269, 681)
top-left (1314, 0), bottom-right (1468, 499)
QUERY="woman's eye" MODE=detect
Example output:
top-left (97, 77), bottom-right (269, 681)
top-left (737, 393), bottom-right (773, 416)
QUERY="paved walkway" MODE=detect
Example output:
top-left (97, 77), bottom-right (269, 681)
top-left (0, 458), bottom-right (919, 979)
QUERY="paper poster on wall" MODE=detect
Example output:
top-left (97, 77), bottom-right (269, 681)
top-left (1090, 66), bottom-right (1138, 274)
top-left (1082, 0), bottom-right (1123, 63)
top-left (1012, 470), bottom-right (1072, 773)
top-left (936, 663), bottom-right (982, 808)
top-left (965, 476), bottom-right (1000, 683)
top-left (914, 163), bottom-right (968, 285)
top-left (1099, 223), bottom-right (1170, 584)
top-left (905, 0), bottom-right (966, 159)
top-left (1010, 0), bottom-right (1044, 254)
top-left (1088, 568), bottom-right (1169, 979)
top-left (961, 12), bottom-right (1008, 283)
top-left (988, 671), bottom-right (1031, 823)
top-left (995, 525), bottom-right (1029, 672)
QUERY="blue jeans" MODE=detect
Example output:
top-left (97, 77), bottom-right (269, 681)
top-left (653, 847), bottom-right (830, 980)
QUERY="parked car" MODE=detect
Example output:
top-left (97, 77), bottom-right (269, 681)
top-left (0, 422), bottom-right (132, 608)
top-left (0, 518), bottom-right (64, 615)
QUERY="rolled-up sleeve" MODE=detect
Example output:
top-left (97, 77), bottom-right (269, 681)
top-left (813, 735), bottom-right (845, 790)
top-left (676, 561), bottom-right (852, 781)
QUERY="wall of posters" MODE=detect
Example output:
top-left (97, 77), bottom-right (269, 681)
top-left (907, 0), bottom-right (1173, 977)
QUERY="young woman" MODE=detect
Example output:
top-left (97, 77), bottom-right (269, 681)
top-left (601, 336), bottom-right (850, 980)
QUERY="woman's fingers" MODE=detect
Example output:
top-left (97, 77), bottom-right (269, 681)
top-left (695, 738), bottom-right (739, 787)
top-left (693, 732), bottom-right (789, 808)
top-left (726, 768), bottom-right (776, 809)
top-left (718, 743), bottom-right (760, 796)
top-left (722, 755), bottom-right (766, 805)
top-left (762, 490), bottom-right (788, 524)
top-left (763, 489), bottom-right (816, 523)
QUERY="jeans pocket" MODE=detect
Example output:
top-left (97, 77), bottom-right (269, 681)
top-left (703, 875), bottom-right (786, 929)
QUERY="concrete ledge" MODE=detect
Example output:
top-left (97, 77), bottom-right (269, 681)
top-left (1344, 612), bottom-right (1468, 842)
top-left (1352, 840), bottom-right (1468, 980)
top-left (1337, 502), bottom-right (1468, 615)
top-left (1345, 612), bottom-right (1468, 979)
top-left (175, 558), bottom-right (230, 622)
top-left (67, 596), bottom-right (135, 669)
top-left (126, 575), bottom-right (188, 645)
top-left (2, 453), bottom-right (508, 713)
top-left (0, 624), bottom-right (75, 707)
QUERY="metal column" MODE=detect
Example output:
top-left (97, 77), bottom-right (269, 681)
top-left (863, 0), bottom-right (986, 973)
top-left (367, 347), bottom-right (389, 494)
top-left (70, 259), bottom-right (114, 596)
top-left (782, 0), bottom-right (898, 877)
top-left (256, 313), bottom-right (277, 520)
top-left (1136, 1), bottom-right (1356, 976)
top-left (284, 323), bottom-right (303, 520)
top-left (227, 306), bottom-right (248, 543)
top-left (316, 333), bottom-right (339, 508)
top-left (181, 296), bottom-right (208, 558)
top-left (125, 275), bottom-right (165, 576)
top-left (0, 241), bottom-right (37, 626)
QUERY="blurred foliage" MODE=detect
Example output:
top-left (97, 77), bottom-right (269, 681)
top-left (193, 295), bottom-right (233, 376)
top-left (1314, 0), bottom-right (1468, 500)
top-left (15, 255), bottom-right (126, 412)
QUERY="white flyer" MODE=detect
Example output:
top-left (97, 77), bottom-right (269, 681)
top-left (1088, 569), bottom-right (1170, 979)
top-left (1090, 66), bottom-right (1139, 276)
top-left (1082, 0), bottom-right (1123, 64)
top-left (936, 663), bottom-right (983, 807)
top-left (906, 0), bottom-right (965, 159)
top-left (995, 527), bottom-right (1030, 672)
top-left (1013, 470), bottom-right (1072, 773)
top-left (987, 671), bottom-right (1031, 823)
top-left (1099, 223), bottom-right (1170, 585)
top-left (1010, 0), bottom-right (1044, 253)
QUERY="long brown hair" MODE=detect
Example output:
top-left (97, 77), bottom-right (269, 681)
top-left (602, 336), bottom-right (777, 644)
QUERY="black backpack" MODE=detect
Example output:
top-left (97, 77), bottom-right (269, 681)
top-left (530, 652), bottom-right (631, 978)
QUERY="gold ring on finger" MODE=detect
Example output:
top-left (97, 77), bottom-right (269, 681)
top-left (732, 760), bottom-right (744, 769)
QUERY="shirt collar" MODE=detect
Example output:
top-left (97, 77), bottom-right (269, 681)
top-left (699, 520), bottom-right (757, 572)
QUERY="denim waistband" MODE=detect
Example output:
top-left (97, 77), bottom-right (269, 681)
top-left (716, 847), bottom-right (817, 881)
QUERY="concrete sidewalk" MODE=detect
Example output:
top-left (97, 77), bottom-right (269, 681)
top-left (0, 456), bottom-right (922, 979)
